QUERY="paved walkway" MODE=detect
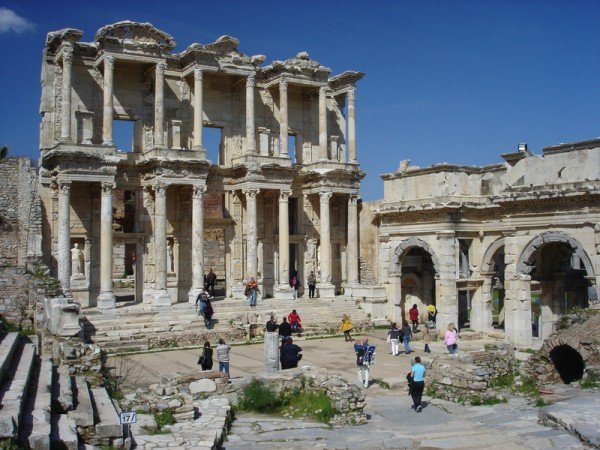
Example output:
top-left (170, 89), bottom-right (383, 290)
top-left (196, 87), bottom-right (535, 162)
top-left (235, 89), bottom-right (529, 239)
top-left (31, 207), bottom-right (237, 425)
top-left (120, 333), bottom-right (587, 449)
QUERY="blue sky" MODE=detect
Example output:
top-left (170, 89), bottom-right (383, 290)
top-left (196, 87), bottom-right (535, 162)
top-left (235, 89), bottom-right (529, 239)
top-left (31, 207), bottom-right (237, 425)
top-left (0, 0), bottom-right (598, 200)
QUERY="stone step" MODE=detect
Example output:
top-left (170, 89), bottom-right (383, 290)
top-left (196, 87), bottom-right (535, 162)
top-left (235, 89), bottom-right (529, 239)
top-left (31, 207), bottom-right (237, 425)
top-left (24, 355), bottom-right (53, 450)
top-left (50, 413), bottom-right (78, 450)
top-left (68, 376), bottom-right (94, 427)
top-left (0, 333), bottom-right (20, 383)
top-left (90, 387), bottom-right (121, 439)
top-left (0, 341), bottom-right (36, 438)
top-left (54, 364), bottom-right (74, 413)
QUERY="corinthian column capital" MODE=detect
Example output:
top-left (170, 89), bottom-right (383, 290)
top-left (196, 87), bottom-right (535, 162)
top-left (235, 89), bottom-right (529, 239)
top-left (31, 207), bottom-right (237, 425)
top-left (279, 190), bottom-right (292, 202)
top-left (104, 55), bottom-right (115, 70)
top-left (154, 183), bottom-right (167, 198)
top-left (194, 66), bottom-right (203, 81)
top-left (347, 89), bottom-right (356, 102)
top-left (348, 194), bottom-right (359, 206)
top-left (242, 188), bottom-right (259, 199)
top-left (319, 190), bottom-right (333, 202)
top-left (101, 181), bottom-right (116, 196)
top-left (156, 62), bottom-right (166, 75)
top-left (192, 184), bottom-right (207, 198)
top-left (246, 73), bottom-right (256, 88)
top-left (58, 180), bottom-right (72, 194)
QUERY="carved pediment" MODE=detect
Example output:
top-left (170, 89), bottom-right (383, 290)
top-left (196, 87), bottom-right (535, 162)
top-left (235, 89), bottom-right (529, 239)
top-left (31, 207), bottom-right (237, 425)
top-left (262, 51), bottom-right (331, 79)
top-left (95, 21), bottom-right (176, 51)
top-left (45, 28), bottom-right (83, 51)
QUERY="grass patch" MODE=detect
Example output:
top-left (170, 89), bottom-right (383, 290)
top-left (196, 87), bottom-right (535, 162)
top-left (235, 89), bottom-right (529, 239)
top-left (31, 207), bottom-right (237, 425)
top-left (489, 372), bottom-right (516, 389)
top-left (534, 398), bottom-right (551, 408)
top-left (515, 377), bottom-right (539, 396)
top-left (236, 379), bottom-right (338, 423)
top-left (154, 409), bottom-right (176, 428)
top-left (376, 380), bottom-right (391, 389)
top-left (580, 379), bottom-right (599, 389)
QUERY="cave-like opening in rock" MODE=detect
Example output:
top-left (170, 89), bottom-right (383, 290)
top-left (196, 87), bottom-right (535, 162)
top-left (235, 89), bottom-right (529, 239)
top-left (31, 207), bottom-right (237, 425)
top-left (549, 345), bottom-right (585, 383)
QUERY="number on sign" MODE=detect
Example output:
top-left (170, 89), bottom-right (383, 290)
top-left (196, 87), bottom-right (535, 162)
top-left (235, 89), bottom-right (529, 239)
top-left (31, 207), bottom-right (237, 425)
top-left (120, 411), bottom-right (137, 424)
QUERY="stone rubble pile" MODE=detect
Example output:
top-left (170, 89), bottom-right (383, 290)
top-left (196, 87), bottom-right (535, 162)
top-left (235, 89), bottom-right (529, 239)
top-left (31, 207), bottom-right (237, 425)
top-left (426, 343), bottom-right (517, 402)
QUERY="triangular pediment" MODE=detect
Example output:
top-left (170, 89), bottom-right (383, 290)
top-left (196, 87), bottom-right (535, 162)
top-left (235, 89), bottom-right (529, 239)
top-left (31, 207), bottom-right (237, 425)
top-left (95, 21), bottom-right (176, 51)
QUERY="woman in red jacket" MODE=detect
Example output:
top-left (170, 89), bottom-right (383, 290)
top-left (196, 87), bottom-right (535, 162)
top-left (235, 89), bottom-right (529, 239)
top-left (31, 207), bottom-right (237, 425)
top-left (409, 304), bottom-right (419, 332)
top-left (288, 309), bottom-right (303, 333)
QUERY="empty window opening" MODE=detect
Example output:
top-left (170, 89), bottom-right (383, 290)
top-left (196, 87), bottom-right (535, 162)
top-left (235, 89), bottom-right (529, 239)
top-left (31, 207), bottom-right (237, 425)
top-left (287, 135), bottom-right (297, 163)
top-left (289, 197), bottom-right (299, 235)
top-left (113, 190), bottom-right (136, 233)
top-left (114, 119), bottom-right (136, 152)
top-left (549, 345), bottom-right (585, 384)
top-left (203, 126), bottom-right (223, 164)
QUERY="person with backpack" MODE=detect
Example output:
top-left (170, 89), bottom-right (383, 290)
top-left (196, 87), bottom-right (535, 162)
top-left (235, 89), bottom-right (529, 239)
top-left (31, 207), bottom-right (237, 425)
top-left (427, 304), bottom-right (437, 330)
top-left (354, 338), bottom-right (376, 388)
top-left (195, 290), bottom-right (209, 316)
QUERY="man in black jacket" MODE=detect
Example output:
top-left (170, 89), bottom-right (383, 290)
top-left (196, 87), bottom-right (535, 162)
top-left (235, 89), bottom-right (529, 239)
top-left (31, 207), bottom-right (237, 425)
top-left (278, 317), bottom-right (292, 340)
top-left (266, 314), bottom-right (279, 332)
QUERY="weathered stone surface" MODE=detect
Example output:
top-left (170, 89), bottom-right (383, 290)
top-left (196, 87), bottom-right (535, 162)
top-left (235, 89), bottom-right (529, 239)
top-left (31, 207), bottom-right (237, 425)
top-left (539, 394), bottom-right (600, 448)
top-left (91, 388), bottom-right (121, 438)
top-left (189, 379), bottom-right (217, 394)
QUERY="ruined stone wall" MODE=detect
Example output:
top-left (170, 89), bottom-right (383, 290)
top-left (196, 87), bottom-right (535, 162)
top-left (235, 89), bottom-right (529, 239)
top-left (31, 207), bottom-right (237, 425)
top-left (359, 200), bottom-right (380, 285)
top-left (0, 157), bottom-right (44, 321)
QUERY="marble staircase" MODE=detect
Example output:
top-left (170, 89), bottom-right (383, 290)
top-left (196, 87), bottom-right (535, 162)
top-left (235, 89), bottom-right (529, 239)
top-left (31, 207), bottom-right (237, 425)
top-left (0, 332), bottom-right (121, 448)
top-left (82, 295), bottom-right (374, 354)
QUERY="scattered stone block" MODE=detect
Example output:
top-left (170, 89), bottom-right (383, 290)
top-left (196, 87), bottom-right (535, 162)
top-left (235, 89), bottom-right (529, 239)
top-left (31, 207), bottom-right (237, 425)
top-left (190, 379), bottom-right (217, 393)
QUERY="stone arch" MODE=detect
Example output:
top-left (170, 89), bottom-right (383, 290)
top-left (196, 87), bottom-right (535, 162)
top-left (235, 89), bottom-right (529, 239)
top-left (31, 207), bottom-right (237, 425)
top-left (481, 237), bottom-right (505, 273)
top-left (389, 237), bottom-right (440, 275)
top-left (516, 231), bottom-right (595, 276)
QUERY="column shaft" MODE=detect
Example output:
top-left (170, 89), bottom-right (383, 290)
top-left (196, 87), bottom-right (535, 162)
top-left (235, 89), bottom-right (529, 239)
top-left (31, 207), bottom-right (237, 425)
top-left (246, 74), bottom-right (256, 153)
top-left (318, 86), bottom-right (328, 159)
top-left (347, 89), bottom-right (356, 162)
top-left (347, 195), bottom-right (359, 284)
top-left (60, 51), bottom-right (73, 141)
top-left (193, 67), bottom-right (206, 157)
top-left (319, 191), bottom-right (332, 282)
top-left (244, 189), bottom-right (259, 278)
top-left (102, 55), bottom-right (114, 145)
top-left (57, 181), bottom-right (72, 296)
top-left (189, 185), bottom-right (205, 302)
top-left (279, 80), bottom-right (288, 157)
top-left (278, 190), bottom-right (291, 284)
top-left (153, 184), bottom-right (171, 305)
top-left (154, 62), bottom-right (166, 147)
top-left (97, 182), bottom-right (116, 309)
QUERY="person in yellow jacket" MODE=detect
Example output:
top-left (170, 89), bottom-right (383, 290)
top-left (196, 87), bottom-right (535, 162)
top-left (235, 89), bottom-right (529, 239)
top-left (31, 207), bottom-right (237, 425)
top-left (340, 314), bottom-right (354, 342)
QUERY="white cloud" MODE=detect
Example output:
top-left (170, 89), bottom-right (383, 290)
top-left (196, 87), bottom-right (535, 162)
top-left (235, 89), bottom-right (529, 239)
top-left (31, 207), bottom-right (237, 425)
top-left (0, 8), bottom-right (35, 34)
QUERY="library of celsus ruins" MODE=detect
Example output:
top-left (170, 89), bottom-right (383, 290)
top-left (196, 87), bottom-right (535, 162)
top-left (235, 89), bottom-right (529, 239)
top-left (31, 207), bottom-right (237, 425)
top-left (38, 21), bottom-right (366, 310)
top-left (28, 21), bottom-right (599, 348)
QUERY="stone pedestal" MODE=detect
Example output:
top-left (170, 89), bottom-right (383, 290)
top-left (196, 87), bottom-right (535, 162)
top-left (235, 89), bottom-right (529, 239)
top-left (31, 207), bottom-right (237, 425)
top-left (274, 285), bottom-right (295, 300)
top-left (264, 332), bottom-right (280, 373)
top-left (318, 283), bottom-right (335, 298)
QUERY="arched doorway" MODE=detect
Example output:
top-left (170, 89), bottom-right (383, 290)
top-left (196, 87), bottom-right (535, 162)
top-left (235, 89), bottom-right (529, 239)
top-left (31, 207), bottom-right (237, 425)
top-left (389, 238), bottom-right (439, 325)
top-left (517, 232), bottom-right (594, 340)
top-left (477, 238), bottom-right (506, 332)
top-left (549, 345), bottom-right (585, 383)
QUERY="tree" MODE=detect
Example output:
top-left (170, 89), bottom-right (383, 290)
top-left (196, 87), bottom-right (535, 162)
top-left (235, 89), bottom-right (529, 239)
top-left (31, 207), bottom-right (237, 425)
top-left (0, 145), bottom-right (7, 160)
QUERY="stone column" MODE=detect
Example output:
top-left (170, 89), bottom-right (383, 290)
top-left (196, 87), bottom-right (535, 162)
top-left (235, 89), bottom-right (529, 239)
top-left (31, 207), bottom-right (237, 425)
top-left (318, 86), bottom-right (328, 159)
top-left (102, 55), bottom-right (115, 145)
top-left (471, 275), bottom-right (493, 333)
top-left (264, 332), bottom-right (280, 373)
top-left (193, 66), bottom-right (206, 158)
top-left (243, 188), bottom-right (259, 279)
top-left (246, 74), bottom-right (256, 153)
top-left (318, 191), bottom-right (335, 297)
top-left (279, 80), bottom-right (288, 157)
top-left (153, 184), bottom-right (171, 305)
top-left (60, 50), bottom-right (73, 142)
top-left (97, 182), bottom-right (116, 310)
top-left (346, 195), bottom-right (359, 284)
top-left (435, 232), bottom-right (459, 335)
top-left (275, 190), bottom-right (293, 299)
top-left (188, 185), bottom-right (206, 303)
top-left (57, 180), bottom-right (72, 297)
top-left (154, 62), bottom-right (166, 147)
top-left (347, 89), bottom-right (357, 163)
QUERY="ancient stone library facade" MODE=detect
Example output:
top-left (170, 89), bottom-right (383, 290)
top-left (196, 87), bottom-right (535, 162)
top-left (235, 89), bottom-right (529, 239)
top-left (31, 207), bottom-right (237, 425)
top-left (3, 20), bottom-right (593, 348)
top-left (37, 21), bottom-right (365, 310)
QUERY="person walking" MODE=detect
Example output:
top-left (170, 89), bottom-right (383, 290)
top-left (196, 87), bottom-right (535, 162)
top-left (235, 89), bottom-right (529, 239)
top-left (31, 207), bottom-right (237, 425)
top-left (216, 338), bottom-right (231, 378)
top-left (198, 341), bottom-right (213, 371)
top-left (409, 304), bottom-right (420, 332)
top-left (245, 277), bottom-right (260, 308)
top-left (387, 322), bottom-right (401, 355)
top-left (288, 309), bottom-right (303, 333)
top-left (401, 321), bottom-right (413, 354)
top-left (280, 337), bottom-right (303, 369)
top-left (427, 304), bottom-right (437, 330)
top-left (278, 317), bottom-right (292, 340)
top-left (203, 297), bottom-right (214, 329)
top-left (340, 314), bottom-right (354, 342)
top-left (290, 275), bottom-right (300, 299)
top-left (444, 323), bottom-right (458, 355)
top-left (307, 271), bottom-right (316, 299)
top-left (206, 268), bottom-right (217, 297)
top-left (354, 338), bottom-right (376, 388)
top-left (422, 324), bottom-right (431, 353)
top-left (410, 356), bottom-right (426, 412)
top-left (195, 290), bottom-right (209, 316)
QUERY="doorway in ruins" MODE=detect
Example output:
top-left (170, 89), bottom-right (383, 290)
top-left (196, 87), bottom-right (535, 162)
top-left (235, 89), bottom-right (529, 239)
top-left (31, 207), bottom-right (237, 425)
top-left (528, 241), bottom-right (591, 339)
top-left (400, 248), bottom-right (436, 324)
top-left (491, 247), bottom-right (506, 330)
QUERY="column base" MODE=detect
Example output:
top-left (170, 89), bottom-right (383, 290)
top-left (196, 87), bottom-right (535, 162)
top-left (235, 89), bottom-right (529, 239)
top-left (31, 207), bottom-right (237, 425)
top-left (193, 145), bottom-right (207, 159)
top-left (342, 282), bottom-right (362, 299)
top-left (142, 287), bottom-right (154, 304)
top-left (275, 285), bottom-right (295, 300)
top-left (96, 292), bottom-right (116, 311)
top-left (231, 284), bottom-right (247, 300)
top-left (154, 289), bottom-right (172, 306)
top-left (317, 283), bottom-right (335, 298)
